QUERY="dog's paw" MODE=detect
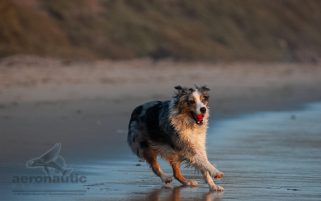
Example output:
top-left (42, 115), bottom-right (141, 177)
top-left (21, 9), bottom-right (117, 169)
top-left (162, 176), bottom-right (173, 184)
top-left (184, 179), bottom-right (198, 187)
top-left (209, 184), bottom-right (224, 192)
top-left (214, 171), bottom-right (224, 180)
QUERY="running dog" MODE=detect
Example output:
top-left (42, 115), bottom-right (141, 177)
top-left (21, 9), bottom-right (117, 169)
top-left (127, 85), bottom-right (224, 191)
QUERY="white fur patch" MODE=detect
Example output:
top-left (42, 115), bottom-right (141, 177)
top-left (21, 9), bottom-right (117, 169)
top-left (192, 90), bottom-right (207, 115)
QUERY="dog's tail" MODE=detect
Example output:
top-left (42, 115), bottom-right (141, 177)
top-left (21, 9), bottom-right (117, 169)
top-left (127, 105), bottom-right (144, 158)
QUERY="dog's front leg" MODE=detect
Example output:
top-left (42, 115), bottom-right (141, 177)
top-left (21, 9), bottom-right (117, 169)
top-left (191, 152), bottom-right (223, 179)
top-left (201, 170), bottom-right (224, 192)
top-left (191, 153), bottom-right (224, 191)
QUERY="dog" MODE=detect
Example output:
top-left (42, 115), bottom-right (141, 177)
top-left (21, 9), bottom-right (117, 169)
top-left (127, 85), bottom-right (224, 191)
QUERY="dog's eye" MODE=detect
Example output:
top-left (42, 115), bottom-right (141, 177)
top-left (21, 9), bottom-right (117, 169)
top-left (189, 100), bottom-right (195, 104)
top-left (203, 96), bottom-right (209, 101)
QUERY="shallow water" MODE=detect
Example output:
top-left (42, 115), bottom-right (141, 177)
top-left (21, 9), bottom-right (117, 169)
top-left (1, 102), bottom-right (321, 201)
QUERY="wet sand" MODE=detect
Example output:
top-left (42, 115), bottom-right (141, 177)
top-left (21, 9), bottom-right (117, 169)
top-left (2, 102), bottom-right (321, 201)
top-left (1, 58), bottom-right (321, 200)
top-left (76, 102), bottom-right (321, 201)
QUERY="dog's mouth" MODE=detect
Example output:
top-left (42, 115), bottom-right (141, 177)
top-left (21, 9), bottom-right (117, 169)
top-left (191, 112), bottom-right (204, 125)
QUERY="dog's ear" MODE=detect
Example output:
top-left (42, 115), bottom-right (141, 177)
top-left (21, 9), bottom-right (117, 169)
top-left (174, 85), bottom-right (183, 91)
top-left (195, 85), bottom-right (210, 91)
top-left (200, 85), bottom-right (210, 92)
top-left (174, 85), bottom-right (187, 96)
top-left (197, 85), bottom-right (210, 96)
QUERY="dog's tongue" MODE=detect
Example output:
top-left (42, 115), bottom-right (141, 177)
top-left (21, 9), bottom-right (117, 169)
top-left (197, 114), bottom-right (204, 122)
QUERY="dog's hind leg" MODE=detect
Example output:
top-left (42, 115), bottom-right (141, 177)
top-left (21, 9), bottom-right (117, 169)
top-left (170, 161), bottom-right (198, 187)
top-left (143, 149), bottom-right (172, 184)
top-left (202, 170), bottom-right (224, 192)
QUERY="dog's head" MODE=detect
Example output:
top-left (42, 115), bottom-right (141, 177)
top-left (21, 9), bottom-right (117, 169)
top-left (173, 85), bottom-right (210, 125)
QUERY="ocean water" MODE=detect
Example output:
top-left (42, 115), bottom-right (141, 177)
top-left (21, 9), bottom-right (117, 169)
top-left (1, 102), bottom-right (321, 201)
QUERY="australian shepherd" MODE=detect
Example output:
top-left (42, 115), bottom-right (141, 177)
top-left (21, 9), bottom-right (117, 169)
top-left (127, 85), bottom-right (224, 191)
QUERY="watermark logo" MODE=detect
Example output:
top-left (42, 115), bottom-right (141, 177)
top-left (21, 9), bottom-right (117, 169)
top-left (12, 143), bottom-right (87, 196)
top-left (25, 143), bottom-right (73, 176)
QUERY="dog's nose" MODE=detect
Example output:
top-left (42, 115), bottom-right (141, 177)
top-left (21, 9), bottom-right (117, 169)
top-left (200, 107), bottom-right (206, 114)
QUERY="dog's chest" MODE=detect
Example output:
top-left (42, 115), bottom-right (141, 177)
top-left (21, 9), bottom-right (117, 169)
top-left (179, 127), bottom-right (206, 150)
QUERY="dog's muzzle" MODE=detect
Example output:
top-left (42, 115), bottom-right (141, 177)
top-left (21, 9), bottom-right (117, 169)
top-left (191, 112), bottom-right (205, 125)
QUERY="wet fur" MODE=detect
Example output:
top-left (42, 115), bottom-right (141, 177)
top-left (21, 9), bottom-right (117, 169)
top-left (127, 85), bottom-right (224, 191)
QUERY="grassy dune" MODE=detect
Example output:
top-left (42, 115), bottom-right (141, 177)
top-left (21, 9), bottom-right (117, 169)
top-left (1, 0), bottom-right (321, 61)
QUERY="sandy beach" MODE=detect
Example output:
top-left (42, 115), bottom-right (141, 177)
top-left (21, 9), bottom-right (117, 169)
top-left (1, 57), bottom-right (321, 201)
